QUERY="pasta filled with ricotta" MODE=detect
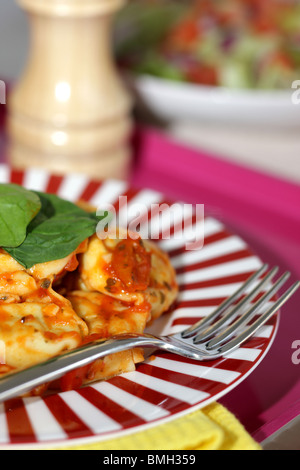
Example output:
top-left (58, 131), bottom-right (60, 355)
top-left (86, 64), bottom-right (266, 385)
top-left (0, 191), bottom-right (178, 395)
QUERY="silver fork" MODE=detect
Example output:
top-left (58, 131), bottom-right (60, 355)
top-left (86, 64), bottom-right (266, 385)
top-left (0, 264), bottom-right (299, 402)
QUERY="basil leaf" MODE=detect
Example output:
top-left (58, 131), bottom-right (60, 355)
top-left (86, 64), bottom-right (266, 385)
top-left (5, 191), bottom-right (105, 269)
top-left (0, 184), bottom-right (41, 248)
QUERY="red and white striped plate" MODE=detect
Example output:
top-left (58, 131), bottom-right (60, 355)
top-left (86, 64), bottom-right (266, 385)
top-left (0, 165), bottom-right (279, 448)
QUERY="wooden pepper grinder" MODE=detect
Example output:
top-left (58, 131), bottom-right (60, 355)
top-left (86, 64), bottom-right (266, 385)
top-left (7, 0), bottom-right (133, 180)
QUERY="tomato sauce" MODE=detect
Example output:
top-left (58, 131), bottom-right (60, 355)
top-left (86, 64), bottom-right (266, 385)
top-left (105, 238), bottom-right (151, 294)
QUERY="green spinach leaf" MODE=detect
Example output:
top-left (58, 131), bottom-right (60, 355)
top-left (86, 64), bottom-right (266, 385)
top-left (0, 184), bottom-right (41, 248)
top-left (5, 191), bottom-right (106, 269)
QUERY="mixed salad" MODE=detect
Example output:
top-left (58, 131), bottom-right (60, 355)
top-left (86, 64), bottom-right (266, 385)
top-left (114, 0), bottom-right (300, 89)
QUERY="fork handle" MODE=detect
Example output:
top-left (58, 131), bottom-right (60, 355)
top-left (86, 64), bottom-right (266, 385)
top-left (0, 334), bottom-right (163, 402)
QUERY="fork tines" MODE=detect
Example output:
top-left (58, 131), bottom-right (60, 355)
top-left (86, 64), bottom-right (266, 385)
top-left (180, 265), bottom-right (300, 353)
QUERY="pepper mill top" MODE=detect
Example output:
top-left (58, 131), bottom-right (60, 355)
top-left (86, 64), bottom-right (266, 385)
top-left (7, 0), bottom-right (133, 180)
top-left (18, 0), bottom-right (126, 16)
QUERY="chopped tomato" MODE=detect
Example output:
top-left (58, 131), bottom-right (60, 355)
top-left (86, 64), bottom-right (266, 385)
top-left (60, 364), bottom-right (90, 391)
top-left (110, 238), bottom-right (151, 292)
top-left (269, 51), bottom-right (294, 70)
top-left (63, 254), bottom-right (79, 273)
top-left (185, 64), bottom-right (219, 86)
top-left (167, 18), bottom-right (200, 50)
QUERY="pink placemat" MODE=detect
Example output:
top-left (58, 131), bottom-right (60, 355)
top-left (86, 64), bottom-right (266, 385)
top-left (131, 127), bottom-right (300, 443)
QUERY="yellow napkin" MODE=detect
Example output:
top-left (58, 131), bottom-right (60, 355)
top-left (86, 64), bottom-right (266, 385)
top-left (56, 402), bottom-right (261, 450)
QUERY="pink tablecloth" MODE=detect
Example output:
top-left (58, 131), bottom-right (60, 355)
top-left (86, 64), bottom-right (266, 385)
top-left (1, 114), bottom-right (300, 443)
